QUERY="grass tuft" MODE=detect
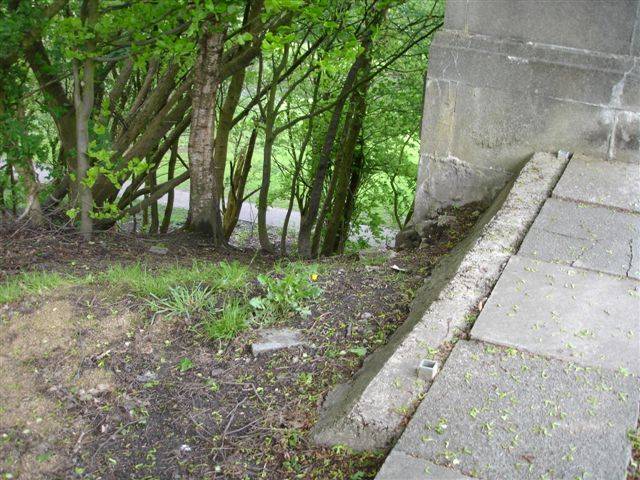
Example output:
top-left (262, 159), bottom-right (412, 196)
top-left (203, 299), bottom-right (249, 340)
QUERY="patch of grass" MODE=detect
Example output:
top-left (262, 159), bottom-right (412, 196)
top-left (203, 299), bottom-right (249, 340)
top-left (145, 284), bottom-right (213, 321)
top-left (211, 261), bottom-right (250, 292)
top-left (0, 270), bottom-right (80, 304)
top-left (100, 260), bottom-right (244, 298)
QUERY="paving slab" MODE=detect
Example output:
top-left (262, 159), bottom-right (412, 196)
top-left (391, 341), bottom-right (639, 480)
top-left (552, 155), bottom-right (640, 213)
top-left (376, 451), bottom-right (472, 480)
top-left (470, 256), bottom-right (640, 374)
top-left (519, 197), bottom-right (640, 279)
top-left (250, 328), bottom-right (305, 356)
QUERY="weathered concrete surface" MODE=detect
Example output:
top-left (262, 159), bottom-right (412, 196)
top-left (377, 451), bottom-right (472, 480)
top-left (250, 328), bottom-right (305, 356)
top-left (471, 255), bottom-right (640, 374)
top-left (553, 155), bottom-right (640, 214)
top-left (311, 153), bottom-right (567, 450)
top-left (411, 1), bottom-right (639, 223)
top-left (382, 341), bottom-right (640, 480)
top-left (519, 197), bottom-right (640, 279)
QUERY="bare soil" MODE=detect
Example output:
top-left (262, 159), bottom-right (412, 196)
top-left (0, 207), bottom-right (480, 480)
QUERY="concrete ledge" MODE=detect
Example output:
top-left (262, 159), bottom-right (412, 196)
top-left (310, 152), bottom-right (569, 451)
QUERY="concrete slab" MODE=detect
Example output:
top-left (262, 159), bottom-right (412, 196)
top-left (519, 197), bottom-right (640, 279)
top-left (376, 451), bottom-right (472, 480)
top-left (250, 328), bottom-right (305, 356)
top-left (553, 155), bottom-right (640, 213)
top-left (471, 256), bottom-right (640, 374)
top-left (393, 341), bottom-right (639, 480)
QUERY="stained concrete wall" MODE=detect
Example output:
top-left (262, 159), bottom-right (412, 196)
top-left (412, 0), bottom-right (640, 223)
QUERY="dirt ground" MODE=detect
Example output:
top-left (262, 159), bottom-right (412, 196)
top-left (0, 209), bottom-right (480, 480)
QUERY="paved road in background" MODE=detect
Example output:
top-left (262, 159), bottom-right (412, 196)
top-left (35, 169), bottom-right (396, 246)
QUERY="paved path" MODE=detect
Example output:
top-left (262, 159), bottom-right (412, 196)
top-left (34, 168), bottom-right (396, 246)
top-left (377, 155), bottom-right (640, 479)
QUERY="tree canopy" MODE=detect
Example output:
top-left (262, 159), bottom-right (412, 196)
top-left (0, 0), bottom-right (443, 257)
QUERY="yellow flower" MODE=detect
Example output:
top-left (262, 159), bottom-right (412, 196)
top-left (310, 273), bottom-right (318, 281)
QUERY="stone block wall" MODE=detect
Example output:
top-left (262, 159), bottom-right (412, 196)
top-left (411, 0), bottom-right (639, 225)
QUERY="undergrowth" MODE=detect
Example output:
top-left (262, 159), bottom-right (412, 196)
top-left (0, 260), bottom-right (321, 342)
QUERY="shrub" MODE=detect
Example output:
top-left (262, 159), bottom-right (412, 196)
top-left (250, 262), bottom-right (322, 321)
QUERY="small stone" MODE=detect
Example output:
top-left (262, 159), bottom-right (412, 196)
top-left (136, 371), bottom-right (158, 383)
top-left (361, 312), bottom-right (373, 320)
top-left (251, 328), bottom-right (305, 356)
top-left (149, 245), bottom-right (168, 255)
top-left (436, 214), bottom-right (456, 228)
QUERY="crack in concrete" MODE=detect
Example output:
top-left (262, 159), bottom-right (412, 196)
top-left (626, 238), bottom-right (634, 277)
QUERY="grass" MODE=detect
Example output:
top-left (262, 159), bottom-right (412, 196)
top-left (145, 284), bottom-right (213, 321)
top-left (1, 259), bottom-right (322, 344)
top-left (0, 270), bottom-right (83, 304)
top-left (203, 298), bottom-right (249, 340)
top-left (100, 260), bottom-right (247, 298)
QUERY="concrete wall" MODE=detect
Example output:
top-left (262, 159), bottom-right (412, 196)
top-left (412, 0), bottom-right (640, 223)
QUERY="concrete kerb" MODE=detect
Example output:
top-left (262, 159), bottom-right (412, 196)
top-left (310, 152), bottom-right (569, 451)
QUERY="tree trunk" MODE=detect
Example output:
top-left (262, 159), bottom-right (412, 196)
top-left (258, 46), bottom-right (289, 252)
top-left (338, 143), bottom-right (364, 253)
top-left (321, 58), bottom-right (370, 255)
top-left (9, 163), bottom-right (17, 215)
top-left (213, 69), bottom-right (245, 203)
top-left (147, 168), bottom-right (159, 234)
top-left (15, 159), bottom-right (44, 225)
top-left (296, 51), bottom-right (366, 257)
top-left (223, 127), bottom-right (257, 239)
top-left (188, 27), bottom-right (226, 243)
top-left (160, 142), bottom-right (178, 234)
top-left (72, 0), bottom-right (98, 240)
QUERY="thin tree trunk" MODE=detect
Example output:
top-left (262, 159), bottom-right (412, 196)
top-left (9, 163), bottom-right (17, 215)
top-left (147, 168), bottom-right (159, 234)
top-left (160, 141), bottom-right (178, 234)
top-left (338, 142), bottom-right (364, 253)
top-left (258, 46), bottom-right (289, 252)
top-left (296, 51), bottom-right (366, 257)
top-left (223, 127), bottom-right (257, 239)
top-left (322, 60), bottom-right (370, 255)
top-left (72, 0), bottom-right (98, 240)
top-left (188, 27), bottom-right (225, 243)
top-left (298, 8), bottom-right (384, 258)
top-left (213, 69), bottom-right (245, 204)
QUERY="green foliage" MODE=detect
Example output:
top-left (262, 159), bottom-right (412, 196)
top-left (178, 357), bottom-right (194, 372)
top-left (203, 299), bottom-right (249, 340)
top-left (251, 263), bottom-right (322, 320)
